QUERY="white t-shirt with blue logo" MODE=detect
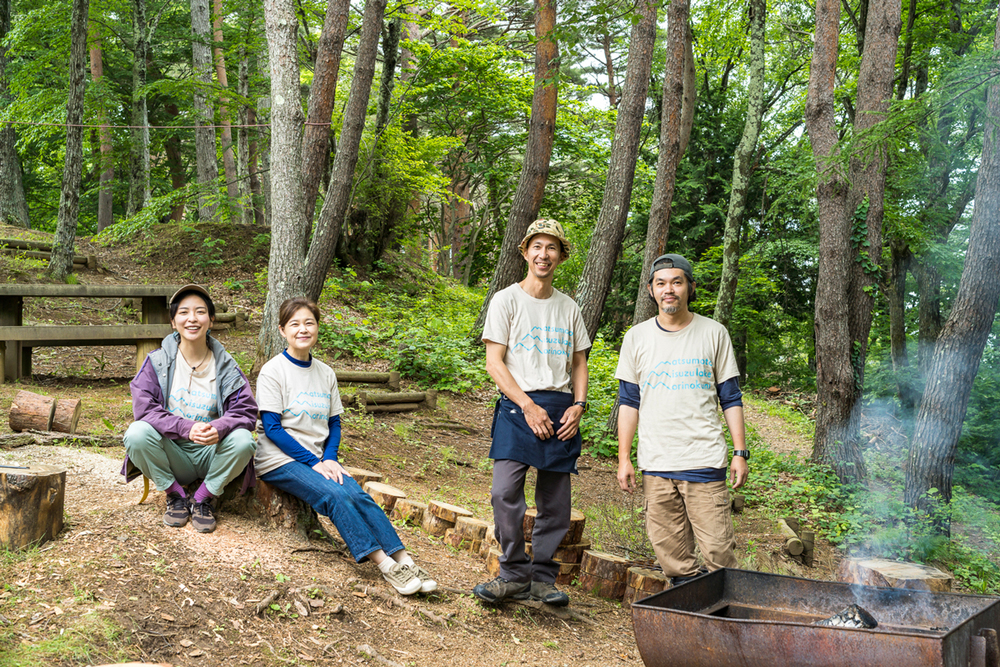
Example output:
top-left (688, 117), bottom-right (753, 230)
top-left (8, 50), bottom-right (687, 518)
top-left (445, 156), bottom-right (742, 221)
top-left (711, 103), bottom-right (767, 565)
top-left (482, 283), bottom-right (591, 394)
top-left (167, 351), bottom-right (219, 425)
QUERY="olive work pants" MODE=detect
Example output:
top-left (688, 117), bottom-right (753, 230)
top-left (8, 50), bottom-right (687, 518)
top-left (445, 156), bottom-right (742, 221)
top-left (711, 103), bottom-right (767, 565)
top-left (643, 475), bottom-right (738, 578)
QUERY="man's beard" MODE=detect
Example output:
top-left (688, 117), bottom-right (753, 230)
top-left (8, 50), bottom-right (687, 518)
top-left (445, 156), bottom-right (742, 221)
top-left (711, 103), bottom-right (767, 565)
top-left (662, 303), bottom-right (679, 314)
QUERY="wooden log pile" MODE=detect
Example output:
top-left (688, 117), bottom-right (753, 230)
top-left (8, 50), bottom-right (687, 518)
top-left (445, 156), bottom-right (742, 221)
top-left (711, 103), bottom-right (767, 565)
top-left (9, 390), bottom-right (81, 434)
top-left (335, 370), bottom-right (401, 392)
top-left (423, 499), bottom-right (473, 536)
top-left (363, 482), bottom-right (407, 514)
top-left (444, 516), bottom-right (490, 553)
top-left (0, 238), bottom-right (97, 269)
top-left (778, 517), bottom-right (814, 566)
top-left (624, 566), bottom-right (669, 605)
top-left (391, 498), bottom-right (427, 526)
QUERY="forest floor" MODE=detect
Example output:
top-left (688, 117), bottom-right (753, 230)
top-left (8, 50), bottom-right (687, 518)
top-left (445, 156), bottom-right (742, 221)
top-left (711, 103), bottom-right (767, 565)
top-left (0, 225), bottom-right (840, 666)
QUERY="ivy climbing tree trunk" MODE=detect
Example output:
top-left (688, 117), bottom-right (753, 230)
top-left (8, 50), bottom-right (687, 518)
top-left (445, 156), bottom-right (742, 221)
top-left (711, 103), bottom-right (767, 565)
top-left (48, 0), bottom-right (88, 281)
top-left (191, 0), bottom-right (219, 221)
top-left (807, 0), bottom-right (901, 483)
top-left (300, 0), bottom-right (388, 301)
top-left (126, 0), bottom-right (149, 218)
top-left (632, 1), bottom-right (693, 325)
top-left (0, 0), bottom-right (29, 228)
top-left (713, 0), bottom-right (765, 331)
top-left (472, 0), bottom-right (559, 335)
top-left (574, 0), bottom-right (660, 339)
top-left (301, 0), bottom-right (350, 226)
top-left (905, 6), bottom-right (1000, 533)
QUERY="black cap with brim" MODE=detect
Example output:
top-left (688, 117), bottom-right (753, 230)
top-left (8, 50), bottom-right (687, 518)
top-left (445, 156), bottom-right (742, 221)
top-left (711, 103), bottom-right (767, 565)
top-left (648, 254), bottom-right (694, 283)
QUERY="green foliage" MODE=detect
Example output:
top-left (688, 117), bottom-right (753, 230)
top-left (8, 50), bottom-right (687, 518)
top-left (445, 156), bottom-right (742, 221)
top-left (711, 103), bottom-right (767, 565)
top-left (579, 335), bottom-right (621, 457)
top-left (317, 314), bottom-right (378, 360)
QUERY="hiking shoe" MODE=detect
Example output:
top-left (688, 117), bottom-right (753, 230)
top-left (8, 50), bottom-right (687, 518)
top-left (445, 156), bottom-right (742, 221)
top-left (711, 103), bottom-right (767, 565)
top-left (163, 494), bottom-right (190, 528)
top-left (472, 576), bottom-right (530, 603)
top-left (190, 499), bottom-right (217, 533)
top-left (407, 565), bottom-right (438, 593)
top-left (671, 567), bottom-right (709, 586)
top-left (383, 562), bottom-right (422, 596)
top-left (528, 580), bottom-right (569, 607)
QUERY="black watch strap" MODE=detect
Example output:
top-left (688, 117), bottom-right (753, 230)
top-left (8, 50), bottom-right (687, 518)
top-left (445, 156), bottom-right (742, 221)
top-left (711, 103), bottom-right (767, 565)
top-left (733, 450), bottom-right (750, 460)
top-left (573, 401), bottom-right (589, 412)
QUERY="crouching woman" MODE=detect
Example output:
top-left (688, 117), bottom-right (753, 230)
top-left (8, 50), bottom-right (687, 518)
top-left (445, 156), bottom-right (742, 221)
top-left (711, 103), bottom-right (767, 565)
top-left (124, 284), bottom-right (257, 533)
top-left (255, 297), bottom-right (436, 596)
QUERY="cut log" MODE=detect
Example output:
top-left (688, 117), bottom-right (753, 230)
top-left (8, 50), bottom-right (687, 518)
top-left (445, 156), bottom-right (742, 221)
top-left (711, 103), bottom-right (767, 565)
top-left (420, 390), bottom-right (438, 410)
top-left (9, 390), bottom-right (55, 432)
top-left (343, 466), bottom-right (382, 488)
top-left (364, 403), bottom-right (420, 414)
top-left (219, 478), bottom-right (331, 544)
top-left (421, 512), bottom-right (455, 537)
top-left (800, 530), bottom-right (815, 567)
top-left (428, 499), bottom-right (474, 523)
top-left (391, 498), bottom-right (427, 526)
top-left (837, 558), bottom-right (953, 593)
top-left (480, 524), bottom-right (498, 558)
top-left (363, 391), bottom-right (427, 405)
top-left (453, 516), bottom-right (490, 541)
top-left (578, 572), bottom-right (627, 600)
top-left (443, 528), bottom-right (481, 551)
top-left (624, 567), bottom-right (669, 605)
top-left (335, 370), bottom-right (393, 385)
top-left (523, 507), bottom-right (587, 544)
top-left (554, 541), bottom-right (592, 564)
top-left (485, 546), bottom-right (502, 577)
top-left (363, 482), bottom-right (407, 512)
top-left (0, 463), bottom-right (66, 550)
top-left (580, 550), bottom-right (630, 583)
top-left (777, 518), bottom-right (804, 556)
top-left (523, 507), bottom-right (538, 540)
top-left (556, 562), bottom-right (581, 585)
top-left (51, 398), bottom-right (82, 434)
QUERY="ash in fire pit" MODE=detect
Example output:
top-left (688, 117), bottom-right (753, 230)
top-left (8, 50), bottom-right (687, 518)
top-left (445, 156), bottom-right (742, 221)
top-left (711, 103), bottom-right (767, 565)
top-left (816, 604), bottom-right (879, 629)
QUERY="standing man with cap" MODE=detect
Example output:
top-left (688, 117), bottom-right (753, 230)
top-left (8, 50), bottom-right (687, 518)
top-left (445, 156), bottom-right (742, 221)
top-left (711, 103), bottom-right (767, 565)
top-left (615, 254), bottom-right (748, 583)
top-left (474, 219), bottom-right (591, 606)
top-left (123, 284), bottom-right (258, 533)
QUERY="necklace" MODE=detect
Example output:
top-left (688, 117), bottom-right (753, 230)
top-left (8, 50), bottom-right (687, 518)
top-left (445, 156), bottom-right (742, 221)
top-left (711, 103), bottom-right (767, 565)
top-left (180, 348), bottom-right (211, 392)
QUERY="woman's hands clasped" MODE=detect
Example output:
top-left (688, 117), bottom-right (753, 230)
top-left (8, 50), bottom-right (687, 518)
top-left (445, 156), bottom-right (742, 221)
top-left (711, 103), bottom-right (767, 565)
top-left (312, 459), bottom-right (352, 484)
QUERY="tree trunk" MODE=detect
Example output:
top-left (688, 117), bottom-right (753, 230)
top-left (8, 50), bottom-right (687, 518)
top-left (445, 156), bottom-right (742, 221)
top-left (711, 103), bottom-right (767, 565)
top-left (301, 0), bottom-right (350, 225)
top-left (255, 0), bottom-right (309, 373)
top-left (300, 0), bottom-right (388, 301)
top-left (48, 0), bottom-right (88, 281)
top-left (632, 2), bottom-right (692, 325)
top-left (88, 21), bottom-right (113, 231)
top-left (905, 7), bottom-right (1000, 533)
top-left (191, 0), bottom-right (219, 221)
top-left (213, 0), bottom-right (240, 211)
top-left (887, 237), bottom-right (918, 414)
top-left (807, 0), bottom-right (900, 483)
top-left (574, 0), bottom-right (659, 339)
top-left (237, 51), bottom-right (253, 224)
top-left (471, 0), bottom-right (559, 335)
top-left (164, 104), bottom-right (186, 221)
top-left (0, 0), bottom-right (29, 229)
top-left (602, 30), bottom-right (616, 108)
top-left (713, 0), bottom-right (765, 330)
top-left (126, 0), bottom-right (149, 218)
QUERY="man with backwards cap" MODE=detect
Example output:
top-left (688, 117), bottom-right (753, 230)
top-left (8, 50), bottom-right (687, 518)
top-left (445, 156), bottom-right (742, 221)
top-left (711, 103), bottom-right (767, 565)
top-left (615, 254), bottom-right (748, 584)
top-left (473, 219), bottom-right (591, 606)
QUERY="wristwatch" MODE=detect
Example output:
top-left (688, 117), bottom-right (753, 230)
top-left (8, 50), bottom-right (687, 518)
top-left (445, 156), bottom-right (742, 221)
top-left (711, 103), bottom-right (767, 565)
top-left (733, 450), bottom-right (750, 460)
top-left (573, 401), bottom-right (589, 412)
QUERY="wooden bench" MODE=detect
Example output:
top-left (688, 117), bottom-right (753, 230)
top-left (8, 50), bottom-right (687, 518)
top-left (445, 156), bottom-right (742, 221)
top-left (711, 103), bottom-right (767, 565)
top-left (0, 284), bottom-right (181, 382)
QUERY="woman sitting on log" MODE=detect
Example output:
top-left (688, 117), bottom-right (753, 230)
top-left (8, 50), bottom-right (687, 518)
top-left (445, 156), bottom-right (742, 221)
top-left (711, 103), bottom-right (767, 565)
top-left (255, 297), bottom-right (436, 596)
top-left (123, 284), bottom-right (257, 533)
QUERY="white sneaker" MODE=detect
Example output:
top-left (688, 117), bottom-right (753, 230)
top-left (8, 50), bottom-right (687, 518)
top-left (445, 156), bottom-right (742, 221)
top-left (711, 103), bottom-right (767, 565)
top-left (382, 562), bottom-right (422, 596)
top-left (407, 564), bottom-right (438, 593)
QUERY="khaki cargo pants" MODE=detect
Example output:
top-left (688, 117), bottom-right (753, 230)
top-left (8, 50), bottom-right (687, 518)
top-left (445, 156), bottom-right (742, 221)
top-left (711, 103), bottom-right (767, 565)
top-left (643, 475), bottom-right (738, 578)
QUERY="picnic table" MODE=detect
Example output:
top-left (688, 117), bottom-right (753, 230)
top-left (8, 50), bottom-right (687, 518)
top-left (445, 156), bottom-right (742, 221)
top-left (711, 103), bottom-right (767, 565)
top-left (0, 284), bottom-right (181, 382)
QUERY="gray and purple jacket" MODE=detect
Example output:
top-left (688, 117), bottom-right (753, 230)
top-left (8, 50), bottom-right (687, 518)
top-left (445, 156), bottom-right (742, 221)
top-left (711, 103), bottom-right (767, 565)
top-left (121, 332), bottom-right (258, 489)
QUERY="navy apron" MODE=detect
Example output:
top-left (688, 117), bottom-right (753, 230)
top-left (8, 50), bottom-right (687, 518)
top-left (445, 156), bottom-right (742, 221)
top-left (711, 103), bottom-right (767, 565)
top-left (489, 390), bottom-right (582, 474)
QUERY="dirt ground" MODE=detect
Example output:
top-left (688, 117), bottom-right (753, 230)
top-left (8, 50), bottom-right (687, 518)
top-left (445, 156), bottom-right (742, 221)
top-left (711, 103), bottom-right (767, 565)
top-left (0, 229), bottom-right (838, 666)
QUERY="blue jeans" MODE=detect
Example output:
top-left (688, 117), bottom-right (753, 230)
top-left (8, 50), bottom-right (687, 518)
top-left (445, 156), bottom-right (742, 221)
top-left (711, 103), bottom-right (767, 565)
top-left (261, 462), bottom-right (404, 562)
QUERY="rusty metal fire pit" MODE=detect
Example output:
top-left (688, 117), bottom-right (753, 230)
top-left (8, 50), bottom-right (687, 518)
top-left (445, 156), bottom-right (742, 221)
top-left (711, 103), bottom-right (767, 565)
top-left (631, 568), bottom-right (1000, 667)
